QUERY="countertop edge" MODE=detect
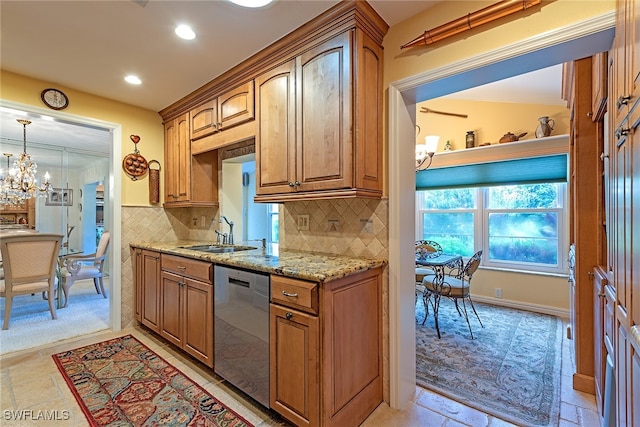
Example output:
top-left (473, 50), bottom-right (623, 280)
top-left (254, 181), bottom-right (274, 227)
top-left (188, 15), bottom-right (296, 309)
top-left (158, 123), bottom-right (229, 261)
top-left (129, 241), bottom-right (387, 283)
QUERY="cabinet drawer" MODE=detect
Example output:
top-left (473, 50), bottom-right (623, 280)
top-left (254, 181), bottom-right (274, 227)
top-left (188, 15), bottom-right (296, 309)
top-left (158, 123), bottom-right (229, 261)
top-left (271, 275), bottom-right (318, 315)
top-left (161, 254), bottom-right (212, 283)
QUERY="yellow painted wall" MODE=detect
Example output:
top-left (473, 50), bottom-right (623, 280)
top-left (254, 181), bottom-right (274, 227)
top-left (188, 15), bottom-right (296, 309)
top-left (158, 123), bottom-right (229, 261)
top-left (383, 0), bottom-right (615, 86)
top-left (1, 70), bottom-right (164, 206)
top-left (417, 98), bottom-right (570, 151)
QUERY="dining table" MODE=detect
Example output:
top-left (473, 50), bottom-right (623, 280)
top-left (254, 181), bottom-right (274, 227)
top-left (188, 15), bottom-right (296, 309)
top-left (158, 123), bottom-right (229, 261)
top-left (416, 252), bottom-right (463, 281)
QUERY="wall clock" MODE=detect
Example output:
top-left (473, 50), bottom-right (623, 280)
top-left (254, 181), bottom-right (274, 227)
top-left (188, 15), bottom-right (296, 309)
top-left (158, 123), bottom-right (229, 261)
top-left (40, 88), bottom-right (69, 110)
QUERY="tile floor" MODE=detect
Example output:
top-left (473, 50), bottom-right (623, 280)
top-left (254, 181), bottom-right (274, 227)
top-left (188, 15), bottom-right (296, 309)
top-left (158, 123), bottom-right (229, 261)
top-left (0, 321), bottom-right (600, 427)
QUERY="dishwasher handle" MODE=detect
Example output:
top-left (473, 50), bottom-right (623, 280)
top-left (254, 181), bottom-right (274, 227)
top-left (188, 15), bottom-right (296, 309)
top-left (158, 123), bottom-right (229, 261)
top-left (228, 277), bottom-right (250, 288)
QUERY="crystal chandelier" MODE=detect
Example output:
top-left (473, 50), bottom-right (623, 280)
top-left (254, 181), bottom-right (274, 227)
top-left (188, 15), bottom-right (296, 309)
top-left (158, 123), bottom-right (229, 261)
top-left (0, 119), bottom-right (52, 206)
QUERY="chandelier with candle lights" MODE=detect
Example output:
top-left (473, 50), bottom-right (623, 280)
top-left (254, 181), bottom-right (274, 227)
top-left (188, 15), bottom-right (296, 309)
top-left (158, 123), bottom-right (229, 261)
top-left (0, 119), bottom-right (52, 206)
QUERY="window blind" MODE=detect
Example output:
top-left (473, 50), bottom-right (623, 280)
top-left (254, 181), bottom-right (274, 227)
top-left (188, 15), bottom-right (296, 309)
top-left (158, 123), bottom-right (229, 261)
top-left (416, 154), bottom-right (568, 190)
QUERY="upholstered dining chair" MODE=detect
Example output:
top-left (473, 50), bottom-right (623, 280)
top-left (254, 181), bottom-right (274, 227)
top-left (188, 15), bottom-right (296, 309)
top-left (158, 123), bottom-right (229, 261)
top-left (422, 249), bottom-right (484, 339)
top-left (59, 231), bottom-right (110, 307)
top-left (415, 240), bottom-right (442, 304)
top-left (0, 233), bottom-right (63, 330)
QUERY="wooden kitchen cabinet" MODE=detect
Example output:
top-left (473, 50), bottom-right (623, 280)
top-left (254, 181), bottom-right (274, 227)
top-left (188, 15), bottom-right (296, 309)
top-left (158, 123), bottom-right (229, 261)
top-left (591, 51), bottom-right (608, 122)
top-left (612, 0), bottom-right (639, 126)
top-left (190, 80), bottom-right (255, 142)
top-left (160, 254), bottom-right (214, 367)
top-left (270, 303), bottom-right (320, 427)
top-left (255, 23), bottom-right (384, 202)
top-left (164, 113), bottom-right (190, 204)
top-left (270, 268), bottom-right (382, 427)
top-left (593, 266), bottom-right (608, 413)
top-left (158, 2), bottom-right (386, 203)
top-left (133, 248), bottom-right (161, 333)
top-left (163, 112), bottom-right (219, 208)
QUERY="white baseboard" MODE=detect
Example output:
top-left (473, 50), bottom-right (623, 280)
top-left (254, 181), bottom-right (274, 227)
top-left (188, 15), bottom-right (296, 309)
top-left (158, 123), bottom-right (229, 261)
top-left (471, 295), bottom-right (569, 320)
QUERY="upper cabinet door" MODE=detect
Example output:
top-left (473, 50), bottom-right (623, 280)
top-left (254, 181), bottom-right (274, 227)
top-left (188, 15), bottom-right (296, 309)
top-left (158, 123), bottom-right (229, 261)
top-left (190, 100), bottom-right (218, 141)
top-left (218, 80), bottom-right (255, 131)
top-left (255, 60), bottom-right (297, 195)
top-left (297, 31), bottom-right (352, 192)
top-left (189, 80), bottom-right (255, 141)
top-left (164, 113), bottom-right (190, 204)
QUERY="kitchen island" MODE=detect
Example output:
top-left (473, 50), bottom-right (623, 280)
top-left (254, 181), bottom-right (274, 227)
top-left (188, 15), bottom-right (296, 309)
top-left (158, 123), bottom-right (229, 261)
top-left (130, 240), bottom-right (386, 427)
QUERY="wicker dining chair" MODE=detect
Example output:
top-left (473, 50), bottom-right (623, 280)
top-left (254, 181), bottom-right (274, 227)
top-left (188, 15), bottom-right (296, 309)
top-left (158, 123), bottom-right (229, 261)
top-left (0, 233), bottom-right (63, 330)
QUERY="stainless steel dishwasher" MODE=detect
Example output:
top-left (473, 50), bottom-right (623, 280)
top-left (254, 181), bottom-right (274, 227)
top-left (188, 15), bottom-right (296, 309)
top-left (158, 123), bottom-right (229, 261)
top-left (214, 265), bottom-right (270, 407)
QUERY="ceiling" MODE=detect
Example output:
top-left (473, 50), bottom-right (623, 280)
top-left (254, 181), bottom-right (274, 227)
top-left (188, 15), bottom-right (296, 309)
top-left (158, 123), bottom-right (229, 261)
top-left (0, 0), bottom-right (564, 167)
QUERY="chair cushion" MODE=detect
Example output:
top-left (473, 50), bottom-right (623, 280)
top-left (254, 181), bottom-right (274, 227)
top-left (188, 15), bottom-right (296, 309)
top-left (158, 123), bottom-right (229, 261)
top-left (0, 280), bottom-right (50, 295)
top-left (423, 276), bottom-right (469, 298)
top-left (415, 267), bottom-right (435, 283)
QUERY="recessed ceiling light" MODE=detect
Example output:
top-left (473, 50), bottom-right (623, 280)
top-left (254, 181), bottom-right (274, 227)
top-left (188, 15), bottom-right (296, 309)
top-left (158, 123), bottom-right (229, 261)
top-left (175, 24), bottom-right (196, 40)
top-left (125, 75), bottom-right (142, 85)
top-left (228, 0), bottom-right (273, 8)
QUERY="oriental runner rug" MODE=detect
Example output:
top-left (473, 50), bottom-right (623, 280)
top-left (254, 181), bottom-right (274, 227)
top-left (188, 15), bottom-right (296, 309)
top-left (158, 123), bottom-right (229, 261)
top-left (52, 334), bottom-right (253, 427)
top-left (416, 300), bottom-right (562, 427)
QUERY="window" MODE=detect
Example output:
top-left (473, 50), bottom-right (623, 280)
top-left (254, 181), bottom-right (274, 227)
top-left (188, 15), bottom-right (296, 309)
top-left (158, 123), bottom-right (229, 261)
top-left (267, 203), bottom-right (279, 243)
top-left (417, 183), bottom-right (567, 274)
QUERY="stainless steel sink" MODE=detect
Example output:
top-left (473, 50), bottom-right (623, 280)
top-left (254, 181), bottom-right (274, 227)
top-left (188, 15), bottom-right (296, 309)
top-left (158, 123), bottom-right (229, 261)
top-left (182, 244), bottom-right (257, 253)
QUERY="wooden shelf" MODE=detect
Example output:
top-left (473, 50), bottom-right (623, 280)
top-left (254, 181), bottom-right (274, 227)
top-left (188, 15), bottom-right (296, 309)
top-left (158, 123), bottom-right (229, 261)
top-left (430, 134), bottom-right (569, 169)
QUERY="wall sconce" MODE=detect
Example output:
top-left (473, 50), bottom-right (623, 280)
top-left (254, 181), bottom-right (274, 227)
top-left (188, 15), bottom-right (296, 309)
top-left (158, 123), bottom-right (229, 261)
top-left (416, 135), bottom-right (440, 171)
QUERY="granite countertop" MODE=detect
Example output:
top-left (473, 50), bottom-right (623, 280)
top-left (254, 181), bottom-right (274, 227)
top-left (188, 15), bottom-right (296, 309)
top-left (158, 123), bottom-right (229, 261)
top-left (130, 240), bottom-right (386, 283)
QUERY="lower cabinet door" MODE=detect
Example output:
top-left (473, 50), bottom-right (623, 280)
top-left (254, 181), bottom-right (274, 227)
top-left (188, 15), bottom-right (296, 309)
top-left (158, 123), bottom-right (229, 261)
top-left (183, 278), bottom-right (214, 368)
top-left (160, 271), bottom-right (183, 348)
top-left (270, 304), bottom-right (319, 427)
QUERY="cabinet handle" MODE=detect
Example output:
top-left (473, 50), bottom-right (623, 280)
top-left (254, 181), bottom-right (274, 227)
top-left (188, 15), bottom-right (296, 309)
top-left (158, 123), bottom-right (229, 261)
top-left (597, 293), bottom-right (605, 298)
top-left (286, 312), bottom-right (293, 320)
top-left (177, 265), bottom-right (186, 270)
top-left (615, 127), bottom-right (630, 140)
top-left (616, 94), bottom-right (631, 109)
top-left (600, 152), bottom-right (609, 161)
top-left (178, 281), bottom-right (185, 287)
top-left (282, 290), bottom-right (299, 298)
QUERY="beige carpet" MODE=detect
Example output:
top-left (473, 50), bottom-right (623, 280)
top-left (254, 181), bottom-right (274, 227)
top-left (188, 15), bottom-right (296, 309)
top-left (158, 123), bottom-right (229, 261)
top-left (0, 278), bottom-right (109, 355)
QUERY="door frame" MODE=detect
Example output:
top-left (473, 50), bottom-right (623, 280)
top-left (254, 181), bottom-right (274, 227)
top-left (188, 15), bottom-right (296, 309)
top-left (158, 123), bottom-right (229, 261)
top-left (0, 99), bottom-right (123, 333)
top-left (386, 12), bottom-right (615, 407)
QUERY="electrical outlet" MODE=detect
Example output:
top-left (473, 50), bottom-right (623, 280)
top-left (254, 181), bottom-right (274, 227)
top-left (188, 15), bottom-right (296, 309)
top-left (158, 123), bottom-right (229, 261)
top-left (297, 215), bottom-right (309, 231)
top-left (327, 219), bottom-right (339, 232)
top-left (494, 288), bottom-right (502, 298)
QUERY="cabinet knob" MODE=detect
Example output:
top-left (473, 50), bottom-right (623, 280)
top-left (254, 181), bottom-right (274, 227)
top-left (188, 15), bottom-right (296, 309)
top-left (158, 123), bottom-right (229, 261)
top-left (288, 182), bottom-right (295, 187)
top-left (285, 312), bottom-right (293, 320)
top-left (294, 181), bottom-right (301, 187)
top-left (616, 94), bottom-right (631, 109)
top-left (615, 127), bottom-right (630, 140)
top-left (600, 152), bottom-right (609, 161)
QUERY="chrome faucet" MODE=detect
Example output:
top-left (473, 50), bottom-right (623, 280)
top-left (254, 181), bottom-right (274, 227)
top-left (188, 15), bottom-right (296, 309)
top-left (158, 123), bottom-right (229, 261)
top-left (220, 216), bottom-right (234, 245)
top-left (215, 229), bottom-right (226, 245)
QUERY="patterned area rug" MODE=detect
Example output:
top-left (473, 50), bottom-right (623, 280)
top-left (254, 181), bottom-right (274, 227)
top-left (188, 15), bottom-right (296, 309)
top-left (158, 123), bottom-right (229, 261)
top-left (52, 334), bottom-right (253, 427)
top-left (415, 299), bottom-right (562, 427)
